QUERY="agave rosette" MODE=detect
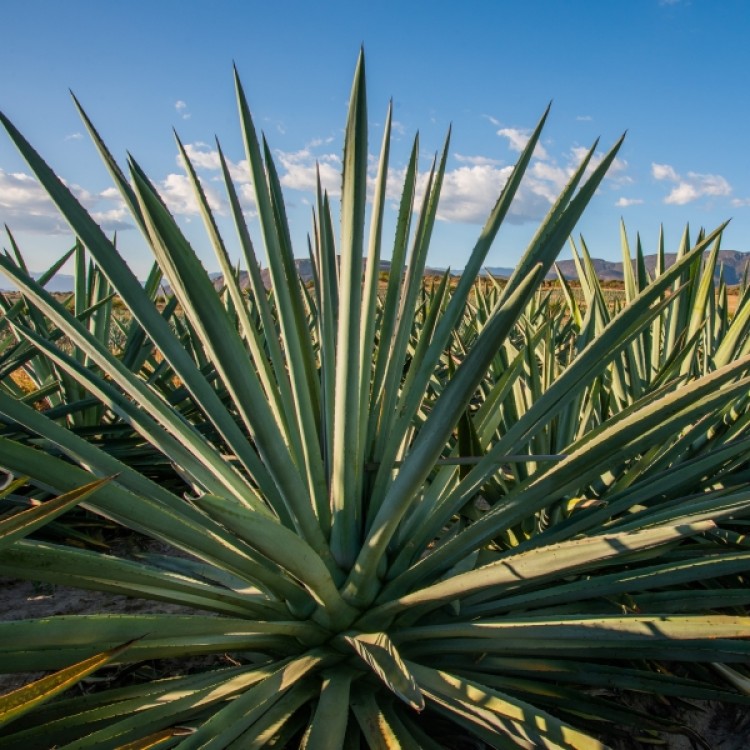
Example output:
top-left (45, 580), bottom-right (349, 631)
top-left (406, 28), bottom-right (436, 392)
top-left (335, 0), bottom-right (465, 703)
top-left (1, 51), bottom-right (750, 749)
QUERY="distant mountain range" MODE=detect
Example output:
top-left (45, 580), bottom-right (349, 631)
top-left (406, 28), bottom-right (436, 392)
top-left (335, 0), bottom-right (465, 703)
top-left (485, 250), bottom-right (750, 286)
top-left (227, 250), bottom-right (750, 288)
top-left (4, 249), bottom-right (748, 293)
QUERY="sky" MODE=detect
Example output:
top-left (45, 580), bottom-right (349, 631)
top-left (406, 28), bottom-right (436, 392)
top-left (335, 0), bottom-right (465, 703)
top-left (1, 0), bottom-right (750, 279)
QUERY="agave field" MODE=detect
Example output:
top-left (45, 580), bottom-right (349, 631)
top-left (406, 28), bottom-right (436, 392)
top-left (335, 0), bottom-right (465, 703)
top-left (2, 51), bottom-right (750, 749)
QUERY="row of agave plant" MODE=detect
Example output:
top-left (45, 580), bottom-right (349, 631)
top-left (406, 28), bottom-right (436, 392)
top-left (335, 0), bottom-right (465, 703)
top-left (1, 51), bottom-right (750, 748)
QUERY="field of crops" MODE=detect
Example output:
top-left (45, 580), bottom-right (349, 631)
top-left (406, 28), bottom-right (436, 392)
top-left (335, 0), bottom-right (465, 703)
top-left (1, 52), bottom-right (750, 749)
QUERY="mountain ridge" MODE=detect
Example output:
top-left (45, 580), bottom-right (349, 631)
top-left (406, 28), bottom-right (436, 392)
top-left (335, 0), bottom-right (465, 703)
top-left (3, 249), bottom-right (747, 292)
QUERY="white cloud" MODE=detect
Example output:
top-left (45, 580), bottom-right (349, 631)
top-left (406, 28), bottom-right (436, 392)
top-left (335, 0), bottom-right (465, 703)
top-left (1, 130), bottom-right (637, 244)
top-left (180, 143), bottom-right (251, 186)
top-left (576, 115), bottom-right (593, 122)
top-left (183, 142), bottom-right (222, 171)
top-left (175, 100), bottom-right (191, 120)
top-left (483, 114), bottom-right (501, 127)
top-left (529, 161), bottom-right (570, 197)
top-left (263, 116), bottom-right (287, 136)
top-left (431, 162), bottom-right (555, 224)
top-left (665, 183), bottom-right (700, 205)
top-left (65, 132), bottom-right (83, 141)
top-left (0, 169), bottom-right (131, 234)
top-left (176, 143), bottom-right (257, 212)
top-left (430, 164), bottom-right (511, 223)
top-left (0, 139), bottom-right (270, 238)
top-left (390, 120), bottom-right (406, 137)
top-left (570, 146), bottom-right (629, 184)
top-left (652, 163), bottom-right (680, 182)
top-left (615, 197), bottom-right (644, 207)
top-left (276, 148), bottom-right (341, 196)
top-left (731, 197), bottom-right (750, 207)
top-left (434, 138), bottom-right (632, 225)
top-left (388, 137), bottom-right (633, 228)
top-left (0, 169), bottom-right (70, 233)
top-left (454, 154), bottom-right (504, 168)
top-left (497, 127), bottom-right (549, 160)
top-left (100, 187), bottom-right (121, 200)
top-left (307, 136), bottom-right (335, 148)
top-left (159, 172), bottom-right (225, 216)
top-left (90, 207), bottom-right (131, 228)
top-left (652, 162), bottom-right (731, 205)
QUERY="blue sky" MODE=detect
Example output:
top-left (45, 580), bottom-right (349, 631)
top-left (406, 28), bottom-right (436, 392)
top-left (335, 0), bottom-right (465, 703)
top-left (1, 0), bottom-right (750, 278)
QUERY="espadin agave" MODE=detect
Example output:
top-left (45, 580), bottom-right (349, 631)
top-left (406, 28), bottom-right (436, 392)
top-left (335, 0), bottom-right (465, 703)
top-left (1, 50), bottom-right (750, 749)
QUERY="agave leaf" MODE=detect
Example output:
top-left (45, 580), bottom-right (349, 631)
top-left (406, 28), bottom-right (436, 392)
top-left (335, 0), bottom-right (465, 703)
top-left (461, 547), bottom-right (750, 618)
top-left (501, 135), bottom-right (606, 308)
top-left (342, 632), bottom-right (424, 711)
top-left (455, 669), bottom-right (701, 743)
top-left (712, 663), bottom-right (750, 696)
top-left (175, 652), bottom-right (330, 750)
top-left (128, 157), bottom-right (331, 556)
top-left (680, 233), bottom-right (721, 377)
top-left (234, 65), bottom-right (332, 539)
top-left (350, 689), bottom-right (423, 750)
top-left (192, 493), bottom-right (355, 627)
top-left (0, 640), bottom-right (134, 730)
top-left (387, 355), bottom-right (750, 598)
top-left (301, 669), bottom-right (354, 750)
top-left (408, 662), bottom-right (605, 750)
top-left (175, 134), bottom-right (288, 441)
top-left (229, 680), bottom-right (319, 750)
top-left (0, 477), bottom-right (110, 550)
top-left (0, 540), bottom-right (282, 619)
top-left (388, 709), bottom-right (446, 750)
top-left (115, 729), bottom-right (190, 750)
top-left (0, 258), bottom-right (271, 511)
top-left (346, 265), bottom-right (545, 606)
top-left (0, 668), bottom-right (253, 749)
top-left (71, 93), bottom-right (147, 234)
top-left (0, 434), bottom-right (308, 606)
top-left (363, 522), bottom-right (713, 625)
top-left (359, 99), bottom-right (392, 403)
top-left (263, 134), bottom-right (330, 529)
top-left (330, 48), bottom-right (368, 568)
top-left (0, 615), bottom-right (315, 672)
top-left (366, 148), bottom-right (442, 498)
top-left (368, 139), bottom-right (447, 483)
top-left (712, 276), bottom-right (750, 368)
top-left (400, 615), bottom-right (750, 662)
top-left (44, 665), bottom-right (282, 749)
top-left (0, 110), bottom-right (273, 502)
top-left (367, 134), bottom-right (419, 415)
top-left (440, 655), bottom-right (750, 706)
top-left (312, 184), bottom-right (339, 477)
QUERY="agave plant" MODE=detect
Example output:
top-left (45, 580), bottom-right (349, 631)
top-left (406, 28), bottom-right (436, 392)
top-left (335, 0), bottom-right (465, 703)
top-left (1, 50), bottom-right (750, 749)
top-left (0, 240), bottom-right (190, 543)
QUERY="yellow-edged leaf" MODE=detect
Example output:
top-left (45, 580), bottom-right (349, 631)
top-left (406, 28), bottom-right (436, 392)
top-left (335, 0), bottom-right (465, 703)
top-left (0, 639), bottom-right (134, 729)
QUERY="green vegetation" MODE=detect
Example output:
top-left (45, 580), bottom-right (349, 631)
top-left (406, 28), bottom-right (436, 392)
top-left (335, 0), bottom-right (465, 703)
top-left (1, 51), bottom-right (750, 748)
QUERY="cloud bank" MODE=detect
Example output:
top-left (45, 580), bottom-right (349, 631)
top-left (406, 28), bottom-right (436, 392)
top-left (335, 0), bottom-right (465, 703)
top-left (0, 168), bottom-right (131, 235)
top-left (1, 128), bottom-right (635, 241)
top-left (652, 162), bottom-right (732, 205)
